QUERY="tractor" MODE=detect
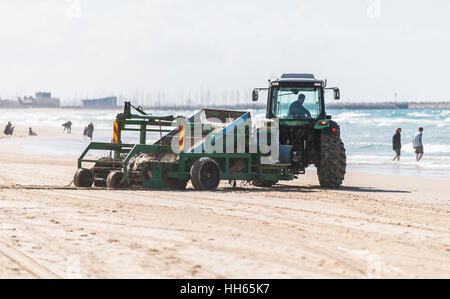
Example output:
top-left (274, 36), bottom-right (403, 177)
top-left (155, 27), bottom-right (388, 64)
top-left (251, 73), bottom-right (346, 188)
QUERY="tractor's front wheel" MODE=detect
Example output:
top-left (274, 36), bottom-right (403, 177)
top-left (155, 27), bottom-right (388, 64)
top-left (317, 133), bottom-right (346, 188)
top-left (190, 158), bottom-right (221, 191)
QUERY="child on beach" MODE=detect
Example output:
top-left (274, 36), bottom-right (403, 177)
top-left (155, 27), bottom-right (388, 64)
top-left (413, 127), bottom-right (424, 162)
top-left (392, 128), bottom-right (401, 161)
top-left (29, 128), bottom-right (37, 136)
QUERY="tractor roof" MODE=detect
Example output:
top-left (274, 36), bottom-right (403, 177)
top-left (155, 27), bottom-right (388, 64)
top-left (272, 73), bottom-right (325, 86)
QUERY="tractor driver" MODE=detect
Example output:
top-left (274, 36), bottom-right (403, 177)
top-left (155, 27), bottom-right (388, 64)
top-left (288, 94), bottom-right (311, 119)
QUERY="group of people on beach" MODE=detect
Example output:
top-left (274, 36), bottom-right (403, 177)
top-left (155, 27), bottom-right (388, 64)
top-left (3, 121), bottom-right (94, 140)
top-left (3, 122), bottom-right (37, 136)
top-left (83, 123), bottom-right (95, 140)
top-left (393, 127), bottom-right (424, 162)
top-left (62, 121), bottom-right (95, 140)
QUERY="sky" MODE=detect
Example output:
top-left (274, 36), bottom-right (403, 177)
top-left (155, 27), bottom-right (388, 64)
top-left (0, 0), bottom-right (450, 104)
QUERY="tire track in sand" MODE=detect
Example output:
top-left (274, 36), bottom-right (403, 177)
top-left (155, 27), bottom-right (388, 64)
top-left (0, 239), bottom-right (61, 279)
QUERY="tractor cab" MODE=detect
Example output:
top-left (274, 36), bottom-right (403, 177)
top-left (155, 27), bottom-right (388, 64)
top-left (253, 73), bottom-right (340, 122)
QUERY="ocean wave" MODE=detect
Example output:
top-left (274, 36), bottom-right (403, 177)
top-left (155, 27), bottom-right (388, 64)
top-left (348, 141), bottom-right (391, 147)
top-left (349, 154), bottom-right (450, 161)
top-left (338, 117), bottom-right (446, 128)
top-left (400, 144), bottom-right (450, 154)
top-left (347, 155), bottom-right (450, 169)
top-left (333, 111), bottom-right (371, 119)
top-left (345, 143), bottom-right (450, 155)
top-left (440, 110), bottom-right (450, 117)
top-left (407, 112), bottom-right (434, 118)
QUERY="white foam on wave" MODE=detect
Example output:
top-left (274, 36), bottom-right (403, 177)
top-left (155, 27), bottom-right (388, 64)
top-left (440, 110), bottom-right (450, 117)
top-left (336, 116), bottom-right (444, 127)
top-left (335, 111), bottom-right (371, 118)
top-left (348, 154), bottom-right (450, 170)
top-left (347, 141), bottom-right (391, 147)
top-left (401, 144), bottom-right (450, 154)
top-left (407, 112), bottom-right (434, 118)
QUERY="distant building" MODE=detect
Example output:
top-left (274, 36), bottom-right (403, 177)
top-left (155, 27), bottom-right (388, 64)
top-left (35, 92), bottom-right (52, 99)
top-left (0, 99), bottom-right (21, 108)
top-left (82, 96), bottom-right (117, 108)
top-left (18, 92), bottom-right (60, 108)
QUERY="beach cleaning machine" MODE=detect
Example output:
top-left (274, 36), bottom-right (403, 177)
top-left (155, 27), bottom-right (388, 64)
top-left (74, 74), bottom-right (346, 190)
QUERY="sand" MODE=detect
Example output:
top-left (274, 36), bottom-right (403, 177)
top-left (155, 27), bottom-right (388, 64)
top-left (0, 126), bottom-right (449, 278)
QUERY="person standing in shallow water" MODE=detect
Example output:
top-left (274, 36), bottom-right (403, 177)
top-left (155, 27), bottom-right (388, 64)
top-left (413, 127), bottom-right (424, 162)
top-left (392, 128), bottom-right (402, 161)
top-left (87, 122), bottom-right (94, 141)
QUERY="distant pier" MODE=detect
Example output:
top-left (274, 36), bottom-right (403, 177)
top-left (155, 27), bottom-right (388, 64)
top-left (327, 102), bottom-right (450, 109)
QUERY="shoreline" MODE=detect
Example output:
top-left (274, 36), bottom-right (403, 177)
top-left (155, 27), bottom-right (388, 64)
top-left (2, 125), bottom-right (450, 179)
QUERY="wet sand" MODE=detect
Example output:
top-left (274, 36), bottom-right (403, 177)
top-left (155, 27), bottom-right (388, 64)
top-left (0, 126), bottom-right (449, 278)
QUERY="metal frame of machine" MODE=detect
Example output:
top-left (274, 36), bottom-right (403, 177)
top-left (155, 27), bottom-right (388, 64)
top-left (75, 102), bottom-right (293, 190)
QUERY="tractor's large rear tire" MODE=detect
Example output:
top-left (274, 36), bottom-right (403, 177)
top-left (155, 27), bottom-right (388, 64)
top-left (317, 133), bottom-right (346, 188)
top-left (252, 180), bottom-right (278, 188)
top-left (190, 158), bottom-right (221, 191)
top-left (74, 168), bottom-right (94, 188)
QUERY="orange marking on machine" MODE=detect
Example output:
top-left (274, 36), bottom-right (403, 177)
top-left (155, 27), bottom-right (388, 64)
top-left (179, 125), bottom-right (185, 152)
top-left (113, 121), bottom-right (119, 143)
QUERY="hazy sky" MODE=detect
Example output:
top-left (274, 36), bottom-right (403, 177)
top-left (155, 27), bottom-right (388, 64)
top-left (1, 0), bottom-right (450, 103)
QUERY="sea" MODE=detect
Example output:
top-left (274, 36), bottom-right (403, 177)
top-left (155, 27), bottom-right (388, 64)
top-left (1, 107), bottom-right (449, 179)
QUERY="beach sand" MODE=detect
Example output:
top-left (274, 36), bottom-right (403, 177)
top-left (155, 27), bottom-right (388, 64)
top-left (0, 126), bottom-right (448, 278)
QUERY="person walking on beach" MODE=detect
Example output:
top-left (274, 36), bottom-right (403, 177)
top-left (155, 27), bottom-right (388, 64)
top-left (62, 121), bottom-right (72, 134)
top-left (413, 127), bottom-right (424, 162)
top-left (392, 128), bottom-right (402, 161)
top-left (87, 122), bottom-right (94, 141)
top-left (3, 122), bottom-right (15, 136)
top-left (83, 127), bottom-right (89, 139)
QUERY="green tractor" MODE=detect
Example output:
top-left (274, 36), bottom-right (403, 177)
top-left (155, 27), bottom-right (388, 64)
top-left (252, 73), bottom-right (346, 188)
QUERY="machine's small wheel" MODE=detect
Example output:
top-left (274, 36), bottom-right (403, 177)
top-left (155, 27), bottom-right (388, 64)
top-left (190, 158), bottom-right (221, 191)
top-left (74, 168), bottom-right (94, 188)
top-left (106, 171), bottom-right (124, 189)
top-left (252, 180), bottom-right (278, 188)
